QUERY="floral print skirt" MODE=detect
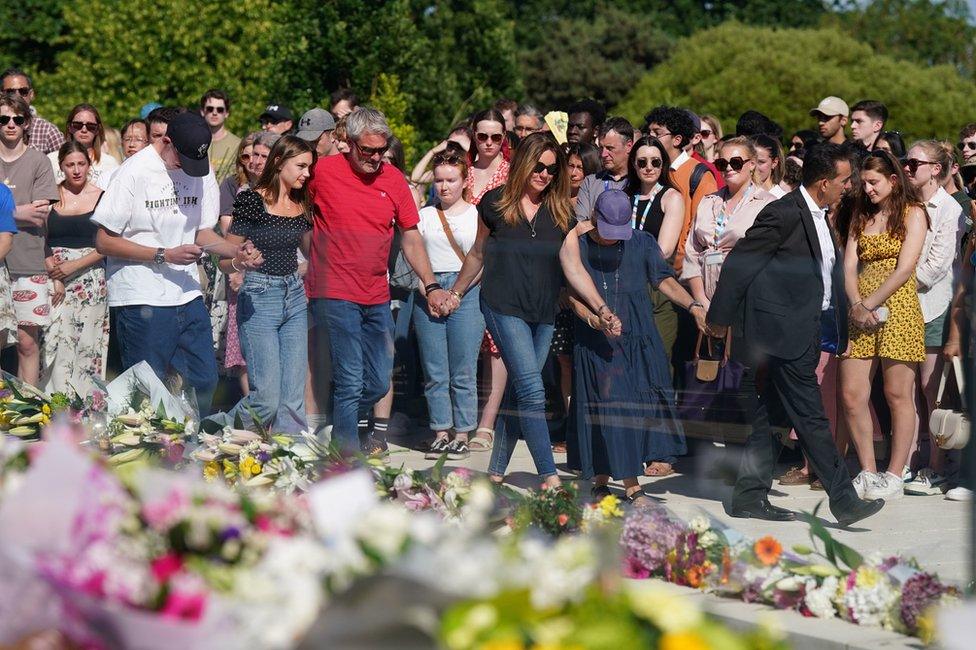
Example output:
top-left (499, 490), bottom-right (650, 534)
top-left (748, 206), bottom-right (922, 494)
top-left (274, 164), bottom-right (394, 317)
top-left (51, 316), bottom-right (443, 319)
top-left (0, 265), bottom-right (17, 346)
top-left (40, 247), bottom-right (109, 396)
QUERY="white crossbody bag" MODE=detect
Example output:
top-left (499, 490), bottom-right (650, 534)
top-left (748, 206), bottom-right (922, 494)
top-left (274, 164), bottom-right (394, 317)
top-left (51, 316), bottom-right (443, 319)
top-left (930, 357), bottom-right (970, 450)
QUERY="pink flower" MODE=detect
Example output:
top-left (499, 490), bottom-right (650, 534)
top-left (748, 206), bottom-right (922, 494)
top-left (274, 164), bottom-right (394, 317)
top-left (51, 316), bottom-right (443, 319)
top-left (142, 489), bottom-right (189, 531)
top-left (150, 553), bottom-right (183, 583)
top-left (622, 555), bottom-right (651, 579)
top-left (164, 442), bottom-right (185, 464)
top-left (159, 590), bottom-right (207, 621)
top-left (400, 489), bottom-right (433, 511)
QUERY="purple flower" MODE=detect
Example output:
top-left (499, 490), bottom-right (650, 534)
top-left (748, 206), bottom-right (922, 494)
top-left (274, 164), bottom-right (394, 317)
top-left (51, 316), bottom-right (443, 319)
top-left (257, 451), bottom-right (271, 463)
top-left (900, 572), bottom-right (945, 632)
top-left (619, 509), bottom-right (684, 575)
top-left (220, 526), bottom-right (242, 541)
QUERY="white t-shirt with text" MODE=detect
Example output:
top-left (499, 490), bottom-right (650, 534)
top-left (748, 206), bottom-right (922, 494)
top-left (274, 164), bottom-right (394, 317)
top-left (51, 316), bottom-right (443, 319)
top-left (91, 145), bottom-right (218, 307)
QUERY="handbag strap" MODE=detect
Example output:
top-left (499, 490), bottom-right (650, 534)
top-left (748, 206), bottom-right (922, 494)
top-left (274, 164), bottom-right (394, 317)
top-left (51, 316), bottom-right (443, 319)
top-left (436, 208), bottom-right (466, 263)
top-left (695, 331), bottom-right (732, 362)
top-left (936, 357), bottom-right (966, 409)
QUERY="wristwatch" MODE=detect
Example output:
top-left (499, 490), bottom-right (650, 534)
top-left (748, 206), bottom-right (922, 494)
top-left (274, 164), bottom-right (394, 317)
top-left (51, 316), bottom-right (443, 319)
top-left (153, 247), bottom-right (166, 265)
top-left (689, 300), bottom-right (704, 312)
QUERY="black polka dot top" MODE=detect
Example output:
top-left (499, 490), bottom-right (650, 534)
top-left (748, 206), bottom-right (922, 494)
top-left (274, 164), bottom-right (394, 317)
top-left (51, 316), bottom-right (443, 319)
top-left (229, 189), bottom-right (311, 276)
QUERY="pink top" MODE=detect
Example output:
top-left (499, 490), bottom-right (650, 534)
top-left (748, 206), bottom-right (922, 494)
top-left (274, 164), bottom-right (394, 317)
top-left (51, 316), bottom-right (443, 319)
top-left (681, 184), bottom-right (776, 299)
top-left (466, 159), bottom-right (510, 206)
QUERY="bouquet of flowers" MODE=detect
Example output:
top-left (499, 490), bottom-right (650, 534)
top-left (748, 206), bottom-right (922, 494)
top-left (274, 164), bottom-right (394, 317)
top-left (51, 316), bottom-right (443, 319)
top-left (374, 456), bottom-right (482, 521)
top-left (102, 398), bottom-right (196, 466)
top-left (510, 483), bottom-right (584, 536)
top-left (0, 373), bottom-right (70, 441)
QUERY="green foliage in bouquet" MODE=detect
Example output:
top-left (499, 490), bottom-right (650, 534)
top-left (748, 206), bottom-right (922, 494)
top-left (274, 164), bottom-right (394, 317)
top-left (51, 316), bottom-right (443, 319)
top-left (511, 484), bottom-right (584, 536)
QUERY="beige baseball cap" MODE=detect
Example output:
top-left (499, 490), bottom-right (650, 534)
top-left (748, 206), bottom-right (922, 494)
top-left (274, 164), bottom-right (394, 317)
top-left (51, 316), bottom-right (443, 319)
top-left (809, 96), bottom-right (849, 118)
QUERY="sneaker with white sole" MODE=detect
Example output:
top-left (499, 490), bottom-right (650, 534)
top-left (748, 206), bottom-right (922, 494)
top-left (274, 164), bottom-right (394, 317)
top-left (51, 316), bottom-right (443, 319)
top-left (852, 470), bottom-right (879, 499)
top-left (901, 465), bottom-right (912, 482)
top-left (945, 486), bottom-right (973, 502)
top-left (903, 468), bottom-right (947, 496)
top-left (865, 471), bottom-right (904, 500)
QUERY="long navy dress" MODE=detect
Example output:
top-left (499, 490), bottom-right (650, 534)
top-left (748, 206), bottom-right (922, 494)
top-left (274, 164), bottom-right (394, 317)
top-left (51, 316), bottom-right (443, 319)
top-left (568, 230), bottom-right (687, 480)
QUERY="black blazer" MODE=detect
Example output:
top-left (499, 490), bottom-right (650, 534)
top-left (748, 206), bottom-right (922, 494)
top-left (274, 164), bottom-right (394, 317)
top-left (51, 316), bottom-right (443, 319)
top-left (707, 189), bottom-right (849, 361)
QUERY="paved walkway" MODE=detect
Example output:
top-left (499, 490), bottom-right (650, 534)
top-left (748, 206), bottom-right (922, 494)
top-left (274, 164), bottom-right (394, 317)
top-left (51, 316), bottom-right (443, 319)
top-left (388, 435), bottom-right (971, 586)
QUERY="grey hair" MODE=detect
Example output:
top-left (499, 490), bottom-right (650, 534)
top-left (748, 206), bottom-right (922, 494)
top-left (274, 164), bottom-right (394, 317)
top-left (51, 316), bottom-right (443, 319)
top-left (515, 104), bottom-right (544, 124)
top-left (345, 106), bottom-right (392, 141)
top-left (253, 132), bottom-right (281, 149)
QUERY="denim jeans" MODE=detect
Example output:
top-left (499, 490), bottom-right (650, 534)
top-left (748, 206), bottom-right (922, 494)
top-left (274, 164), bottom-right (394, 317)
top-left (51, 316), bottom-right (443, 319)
top-left (115, 297), bottom-right (218, 416)
top-left (482, 299), bottom-right (556, 478)
top-left (412, 273), bottom-right (484, 432)
top-left (319, 298), bottom-right (394, 450)
top-left (233, 272), bottom-right (308, 433)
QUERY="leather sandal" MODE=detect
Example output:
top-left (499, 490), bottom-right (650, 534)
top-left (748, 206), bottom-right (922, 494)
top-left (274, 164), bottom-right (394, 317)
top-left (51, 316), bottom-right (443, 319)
top-left (469, 427), bottom-right (494, 451)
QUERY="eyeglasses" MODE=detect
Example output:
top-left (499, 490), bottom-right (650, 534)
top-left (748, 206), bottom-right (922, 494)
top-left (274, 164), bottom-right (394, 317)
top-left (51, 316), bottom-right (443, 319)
top-left (648, 128), bottom-right (672, 139)
top-left (3, 87), bottom-right (30, 97)
top-left (532, 161), bottom-right (558, 176)
top-left (714, 156), bottom-right (751, 172)
top-left (0, 115), bottom-right (26, 126)
top-left (636, 157), bottom-right (663, 170)
top-left (476, 132), bottom-right (504, 144)
top-left (70, 121), bottom-right (98, 132)
top-left (903, 158), bottom-right (936, 174)
top-left (240, 153), bottom-right (251, 162)
top-left (122, 136), bottom-right (147, 144)
top-left (957, 141), bottom-right (976, 151)
top-left (432, 152), bottom-right (464, 166)
top-left (354, 140), bottom-right (390, 157)
top-left (699, 129), bottom-right (712, 138)
top-left (514, 126), bottom-right (538, 136)
top-left (204, 105), bottom-right (226, 114)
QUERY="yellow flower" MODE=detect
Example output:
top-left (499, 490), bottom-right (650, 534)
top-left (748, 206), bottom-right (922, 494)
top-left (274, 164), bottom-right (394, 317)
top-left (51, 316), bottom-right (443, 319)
top-left (42, 404), bottom-right (51, 415)
top-left (481, 641), bottom-right (524, 650)
top-left (203, 461), bottom-right (220, 482)
top-left (660, 631), bottom-right (710, 650)
top-left (854, 566), bottom-right (883, 589)
top-left (222, 459), bottom-right (239, 479)
top-left (628, 583), bottom-right (703, 633)
top-left (239, 455), bottom-right (262, 479)
top-left (598, 495), bottom-right (623, 518)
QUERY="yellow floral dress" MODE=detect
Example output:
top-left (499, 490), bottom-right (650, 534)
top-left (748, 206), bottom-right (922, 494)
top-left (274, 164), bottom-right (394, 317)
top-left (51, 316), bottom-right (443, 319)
top-left (848, 231), bottom-right (925, 362)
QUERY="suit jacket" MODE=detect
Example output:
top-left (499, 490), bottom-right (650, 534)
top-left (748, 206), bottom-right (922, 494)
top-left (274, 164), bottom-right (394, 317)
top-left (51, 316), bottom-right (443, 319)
top-left (707, 189), bottom-right (849, 361)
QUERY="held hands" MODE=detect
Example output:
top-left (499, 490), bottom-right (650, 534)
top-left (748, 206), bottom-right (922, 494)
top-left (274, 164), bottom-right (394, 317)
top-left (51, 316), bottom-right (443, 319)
top-left (48, 258), bottom-right (78, 282)
top-left (850, 302), bottom-right (880, 330)
top-left (943, 337), bottom-right (961, 362)
top-left (233, 241), bottom-right (263, 270)
top-left (426, 288), bottom-right (456, 317)
top-left (597, 305), bottom-right (622, 338)
top-left (164, 244), bottom-right (204, 265)
top-left (51, 279), bottom-right (65, 307)
top-left (690, 304), bottom-right (708, 333)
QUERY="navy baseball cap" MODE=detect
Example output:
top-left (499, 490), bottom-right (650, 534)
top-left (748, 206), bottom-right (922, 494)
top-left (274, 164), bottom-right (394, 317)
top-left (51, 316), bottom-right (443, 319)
top-left (594, 190), bottom-right (634, 241)
top-left (168, 112), bottom-right (212, 177)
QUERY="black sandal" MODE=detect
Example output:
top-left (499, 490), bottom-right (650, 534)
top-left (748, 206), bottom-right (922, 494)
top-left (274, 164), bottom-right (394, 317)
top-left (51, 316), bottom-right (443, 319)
top-left (590, 484), bottom-right (613, 500)
top-left (624, 489), bottom-right (656, 508)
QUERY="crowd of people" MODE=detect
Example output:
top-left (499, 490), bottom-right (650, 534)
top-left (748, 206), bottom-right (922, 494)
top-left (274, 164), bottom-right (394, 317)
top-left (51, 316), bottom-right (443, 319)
top-left (1, 63), bottom-right (974, 523)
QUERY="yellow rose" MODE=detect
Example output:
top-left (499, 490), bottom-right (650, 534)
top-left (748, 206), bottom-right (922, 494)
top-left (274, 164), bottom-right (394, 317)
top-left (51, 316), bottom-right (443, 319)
top-left (42, 404), bottom-right (51, 415)
top-left (239, 456), bottom-right (262, 479)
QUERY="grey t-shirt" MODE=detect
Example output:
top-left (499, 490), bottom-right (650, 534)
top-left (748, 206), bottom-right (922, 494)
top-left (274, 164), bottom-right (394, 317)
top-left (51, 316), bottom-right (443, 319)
top-left (574, 170), bottom-right (628, 222)
top-left (1, 148), bottom-right (58, 275)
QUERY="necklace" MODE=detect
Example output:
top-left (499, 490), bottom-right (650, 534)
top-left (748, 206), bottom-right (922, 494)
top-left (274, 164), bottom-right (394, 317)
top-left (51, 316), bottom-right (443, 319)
top-left (522, 199), bottom-right (541, 238)
top-left (598, 240), bottom-right (624, 313)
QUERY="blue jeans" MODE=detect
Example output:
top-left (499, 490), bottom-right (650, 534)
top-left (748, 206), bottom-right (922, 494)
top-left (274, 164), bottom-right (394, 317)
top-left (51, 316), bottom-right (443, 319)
top-left (234, 272), bottom-right (308, 433)
top-left (115, 297), bottom-right (218, 416)
top-left (412, 273), bottom-right (484, 432)
top-left (318, 298), bottom-right (394, 450)
top-left (482, 299), bottom-right (556, 478)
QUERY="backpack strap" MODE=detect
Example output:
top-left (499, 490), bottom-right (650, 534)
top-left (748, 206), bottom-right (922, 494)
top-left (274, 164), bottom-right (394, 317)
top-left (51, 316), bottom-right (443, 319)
top-left (689, 162), bottom-right (711, 198)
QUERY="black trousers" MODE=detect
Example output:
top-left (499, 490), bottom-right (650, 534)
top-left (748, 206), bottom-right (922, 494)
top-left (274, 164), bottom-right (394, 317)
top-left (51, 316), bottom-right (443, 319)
top-left (731, 340), bottom-right (859, 514)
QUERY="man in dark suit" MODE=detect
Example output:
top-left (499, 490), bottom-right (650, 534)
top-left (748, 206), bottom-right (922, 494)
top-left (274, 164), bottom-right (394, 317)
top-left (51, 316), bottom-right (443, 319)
top-left (705, 143), bottom-right (884, 527)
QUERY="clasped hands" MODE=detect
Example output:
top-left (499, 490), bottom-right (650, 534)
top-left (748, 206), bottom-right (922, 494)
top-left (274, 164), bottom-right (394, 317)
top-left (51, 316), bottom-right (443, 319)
top-left (427, 288), bottom-right (460, 317)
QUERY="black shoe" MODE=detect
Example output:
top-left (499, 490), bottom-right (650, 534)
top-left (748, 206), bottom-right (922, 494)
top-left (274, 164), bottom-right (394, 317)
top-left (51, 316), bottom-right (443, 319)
top-left (729, 499), bottom-right (796, 521)
top-left (445, 438), bottom-right (469, 460)
top-left (424, 436), bottom-right (450, 459)
top-left (362, 433), bottom-right (388, 456)
top-left (834, 498), bottom-right (884, 527)
top-left (590, 484), bottom-right (613, 500)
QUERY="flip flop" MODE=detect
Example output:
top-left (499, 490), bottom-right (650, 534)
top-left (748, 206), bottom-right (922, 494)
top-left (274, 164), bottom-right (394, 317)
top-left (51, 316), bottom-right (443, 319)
top-left (644, 462), bottom-right (675, 477)
top-left (469, 427), bottom-right (494, 451)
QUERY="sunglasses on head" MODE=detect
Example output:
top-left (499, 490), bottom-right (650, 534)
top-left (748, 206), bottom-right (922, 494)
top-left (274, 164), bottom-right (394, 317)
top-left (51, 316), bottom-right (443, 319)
top-left (0, 115), bottom-right (26, 126)
top-left (903, 158), bottom-right (936, 174)
top-left (3, 87), bottom-right (30, 97)
top-left (204, 105), bottom-right (226, 114)
top-left (355, 140), bottom-right (390, 157)
top-left (532, 161), bottom-right (558, 176)
top-left (958, 141), bottom-right (976, 151)
top-left (636, 157), bottom-right (663, 170)
top-left (432, 151), bottom-right (464, 166)
top-left (70, 120), bottom-right (98, 132)
top-left (714, 156), bottom-right (751, 172)
top-left (476, 132), bottom-right (504, 144)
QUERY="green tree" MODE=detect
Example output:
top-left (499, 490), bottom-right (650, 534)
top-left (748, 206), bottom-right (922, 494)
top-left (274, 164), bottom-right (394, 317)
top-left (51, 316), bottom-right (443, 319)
top-left (33, 0), bottom-right (304, 135)
top-left (615, 21), bottom-right (976, 142)
top-left (0, 0), bottom-right (68, 73)
top-left (369, 73), bottom-right (420, 164)
top-left (825, 0), bottom-right (976, 77)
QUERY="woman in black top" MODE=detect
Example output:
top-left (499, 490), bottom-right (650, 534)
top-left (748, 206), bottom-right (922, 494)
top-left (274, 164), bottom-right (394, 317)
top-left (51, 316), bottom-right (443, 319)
top-left (447, 133), bottom-right (620, 488)
top-left (41, 141), bottom-right (106, 395)
top-left (220, 136), bottom-right (316, 434)
top-left (625, 136), bottom-right (685, 366)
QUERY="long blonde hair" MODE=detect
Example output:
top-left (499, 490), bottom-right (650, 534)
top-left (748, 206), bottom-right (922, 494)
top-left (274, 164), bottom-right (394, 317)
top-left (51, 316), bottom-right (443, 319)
top-left (494, 132), bottom-right (572, 232)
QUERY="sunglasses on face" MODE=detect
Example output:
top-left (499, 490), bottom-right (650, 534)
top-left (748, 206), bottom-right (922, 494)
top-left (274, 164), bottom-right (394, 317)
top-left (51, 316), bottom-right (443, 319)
top-left (70, 121), bottom-right (98, 132)
top-left (904, 158), bottom-right (936, 174)
top-left (0, 115), bottom-right (26, 126)
top-left (3, 87), bottom-right (30, 97)
top-left (532, 161), bottom-right (558, 176)
top-left (958, 141), bottom-right (976, 151)
top-left (636, 157), bottom-right (663, 170)
top-left (204, 105), bottom-right (226, 114)
top-left (714, 156), bottom-right (751, 172)
top-left (355, 141), bottom-right (390, 157)
top-left (699, 129), bottom-right (712, 138)
top-left (476, 132), bottom-right (504, 144)
top-left (240, 153), bottom-right (251, 162)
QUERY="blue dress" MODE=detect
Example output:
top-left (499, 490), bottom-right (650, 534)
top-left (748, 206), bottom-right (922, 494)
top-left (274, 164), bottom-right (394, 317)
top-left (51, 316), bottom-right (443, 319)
top-left (568, 230), bottom-right (687, 480)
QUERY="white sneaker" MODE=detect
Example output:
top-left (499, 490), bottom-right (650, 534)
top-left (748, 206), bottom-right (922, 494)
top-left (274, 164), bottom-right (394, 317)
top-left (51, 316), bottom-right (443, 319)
top-left (945, 486), bottom-right (973, 502)
top-left (852, 470), bottom-right (879, 499)
top-left (865, 472), bottom-right (904, 500)
top-left (901, 465), bottom-right (912, 482)
top-left (903, 468), bottom-right (947, 496)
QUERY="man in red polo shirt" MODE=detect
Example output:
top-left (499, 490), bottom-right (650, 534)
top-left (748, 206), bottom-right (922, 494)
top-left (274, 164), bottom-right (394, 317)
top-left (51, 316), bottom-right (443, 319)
top-left (306, 106), bottom-right (448, 451)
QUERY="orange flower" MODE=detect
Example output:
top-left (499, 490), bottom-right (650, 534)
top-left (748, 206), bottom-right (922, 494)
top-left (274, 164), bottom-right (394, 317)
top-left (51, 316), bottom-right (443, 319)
top-left (685, 565), bottom-right (704, 588)
top-left (557, 513), bottom-right (569, 526)
top-left (720, 547), bottom-right (732, 585)
top-left (754, 536), bottom-right (783, 566)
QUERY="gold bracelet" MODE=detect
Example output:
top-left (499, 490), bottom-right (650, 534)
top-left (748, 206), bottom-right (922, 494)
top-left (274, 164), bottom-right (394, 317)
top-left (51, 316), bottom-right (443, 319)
top-left (231, 258), bottom-right (242, 273)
